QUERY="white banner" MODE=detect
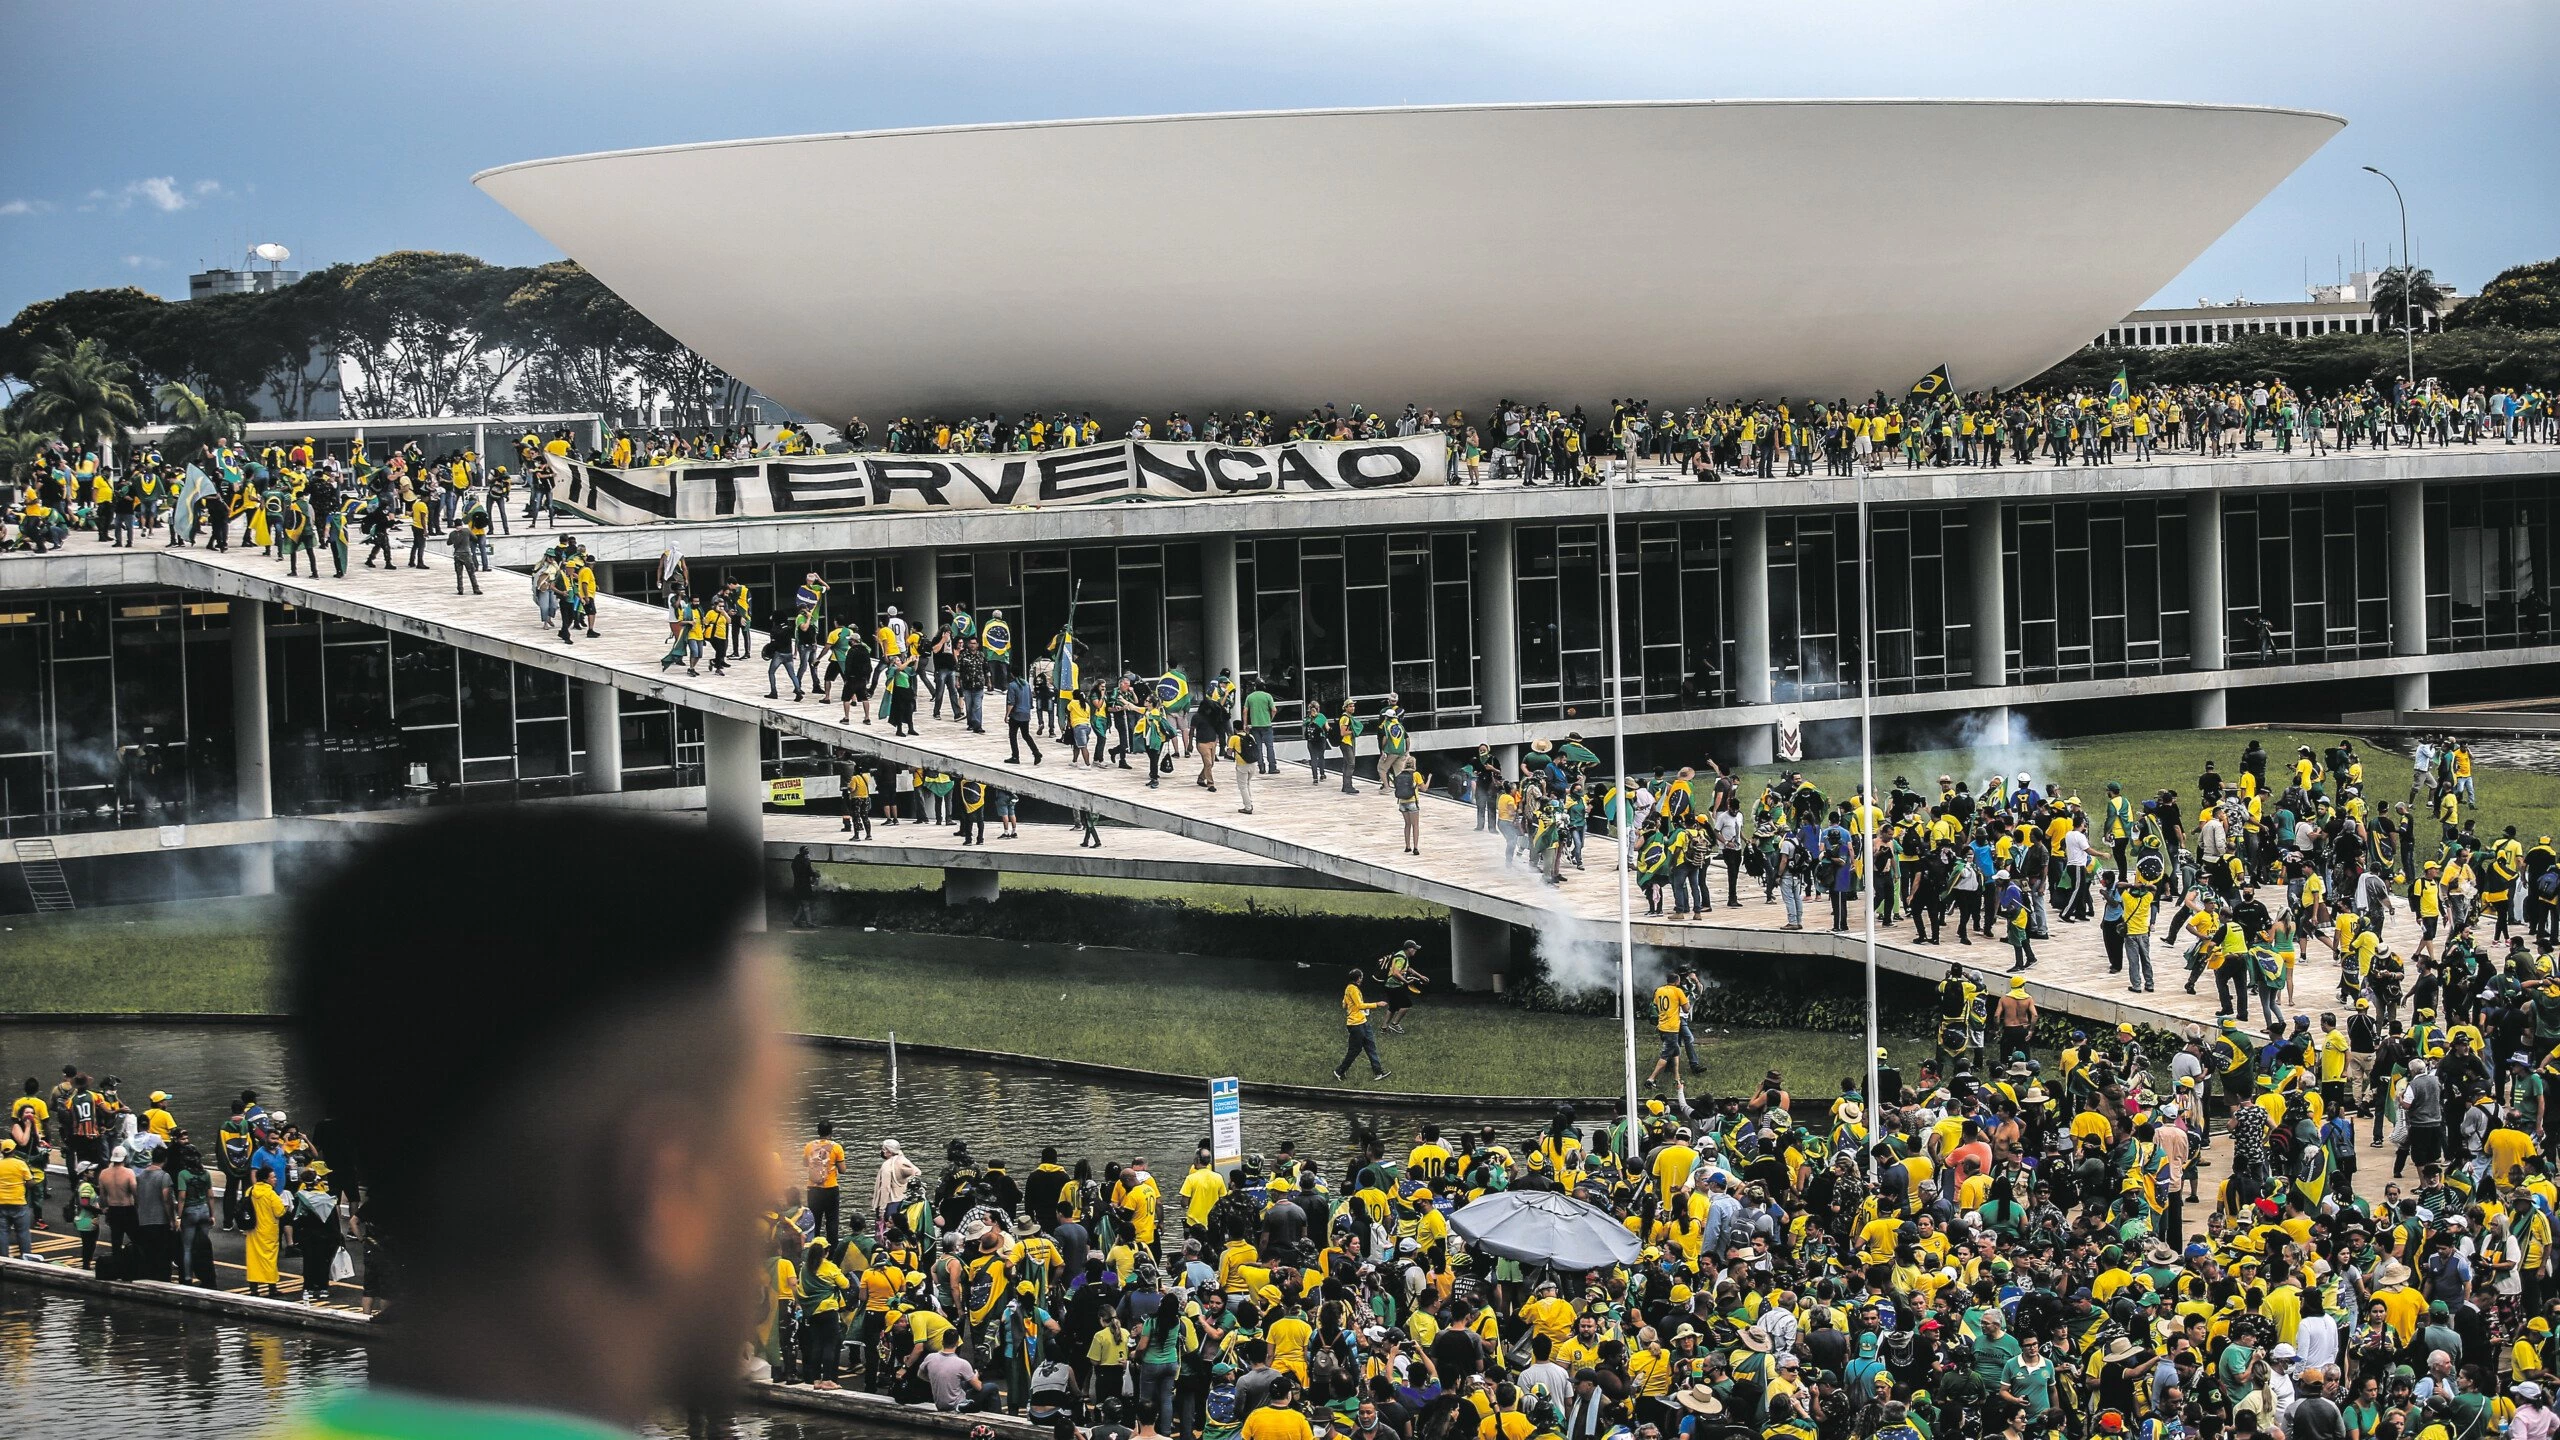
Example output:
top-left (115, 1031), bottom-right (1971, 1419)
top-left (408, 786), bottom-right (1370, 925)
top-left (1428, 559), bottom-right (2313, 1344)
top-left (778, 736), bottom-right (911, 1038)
top-left (551, 435), bottom-right (1449, 526)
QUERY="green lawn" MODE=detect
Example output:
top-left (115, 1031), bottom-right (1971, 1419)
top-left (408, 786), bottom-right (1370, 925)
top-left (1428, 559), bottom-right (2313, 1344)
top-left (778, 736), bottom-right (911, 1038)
top-left (1778, 726), bottom-right (2554, 839)
top-left (0, 899), bottom-right (1918, 1099)
top-left (814, 861), bottom-right (1444, 918)
top-left (789, 930), bottom-right (1928, 1097)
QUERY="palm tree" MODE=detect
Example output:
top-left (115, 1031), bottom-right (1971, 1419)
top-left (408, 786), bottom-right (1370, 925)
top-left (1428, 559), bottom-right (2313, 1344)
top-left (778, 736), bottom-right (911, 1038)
top-left (0, 427), bottom-right (49, 489)
top-left (19, 336), bottom-right (143, 462)
top-left (2368, 265), bottom-right (2451, 333)
top-left (153, 380), bottom-right (245, 463)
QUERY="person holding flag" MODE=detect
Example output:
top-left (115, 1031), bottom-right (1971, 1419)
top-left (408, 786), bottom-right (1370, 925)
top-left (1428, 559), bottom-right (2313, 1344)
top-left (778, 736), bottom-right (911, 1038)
top-left (1153, 666), bottom-right (1193, 758)
top-left (980, 609), bottom-right (1014, 687)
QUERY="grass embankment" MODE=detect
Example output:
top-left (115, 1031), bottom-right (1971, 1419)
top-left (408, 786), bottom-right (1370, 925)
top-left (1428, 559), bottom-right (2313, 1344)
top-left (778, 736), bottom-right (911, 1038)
top-left (0, 898), bottom-right (1925, 1099)
top-left (1781, 728), bottom-right (2558, 841)
top-left (794, 931), bottom-right (1930, 1097)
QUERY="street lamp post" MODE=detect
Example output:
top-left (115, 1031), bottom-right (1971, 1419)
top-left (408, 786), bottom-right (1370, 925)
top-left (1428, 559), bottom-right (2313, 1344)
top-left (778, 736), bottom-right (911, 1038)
top-left (1602, 457), bottom-right (1642, 1163)
top-left (1855, 455), bottom-right (1881, 1180)
top-left (2362, 165), bottom-right (2417, 397)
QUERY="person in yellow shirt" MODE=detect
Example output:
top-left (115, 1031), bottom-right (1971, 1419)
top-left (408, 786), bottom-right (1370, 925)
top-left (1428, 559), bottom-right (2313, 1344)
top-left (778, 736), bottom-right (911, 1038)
top-left (1335, 970), bottom-right (1390, 1082)
top-left (801, 1121), bottom-right (846, 1246)
top-left (1240, 1377), bottom-right (1317, 1440)
top-left (1520, 1278), bottom-right (1578, 1350)
top-left (0, 1139), bottom-right (39, 1259)
top-left (243, 1164), bottom-right (291, 1296)
top-left (142, 1090), bottom-right (178, 1142)
top-left (1266, 1296), bottom-right (1315, 1384)
top-left (1181, 1158), bottom-right (1229, 1235)
top-left (1645, 980), bottom-right (1691, 1086)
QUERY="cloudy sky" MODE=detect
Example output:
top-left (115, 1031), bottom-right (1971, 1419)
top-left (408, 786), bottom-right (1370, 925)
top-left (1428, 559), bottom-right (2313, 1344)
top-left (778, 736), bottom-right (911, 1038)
top-left (4, 0), bottom-right (2552, 317)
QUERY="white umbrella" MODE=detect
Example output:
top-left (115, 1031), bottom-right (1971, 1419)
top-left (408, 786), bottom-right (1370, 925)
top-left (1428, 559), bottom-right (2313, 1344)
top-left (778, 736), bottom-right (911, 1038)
top-left (1448, 1189), bottom-right (1639, 1271)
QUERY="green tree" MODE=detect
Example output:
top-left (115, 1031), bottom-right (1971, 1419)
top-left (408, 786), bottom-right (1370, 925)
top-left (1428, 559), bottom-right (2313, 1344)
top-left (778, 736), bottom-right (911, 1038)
top-left (139, 287), bottom-right (340, 421)
top-left (1, 287), bottom-right (169, 389)
top-left (0, 426), bottom-right (49, 487)
top-left (2446, 257), bottom-right (2560, 332)
top-left (152, 380), bottom-right (245, 462)
top-left (320, 251), bottom-right (531, 417)
top-left (2368, 265), bottom-right (2451, 331)
top-left (18, 336), bottom-right (144, 456)
top-left (504, 260), bottom-right (642, 415)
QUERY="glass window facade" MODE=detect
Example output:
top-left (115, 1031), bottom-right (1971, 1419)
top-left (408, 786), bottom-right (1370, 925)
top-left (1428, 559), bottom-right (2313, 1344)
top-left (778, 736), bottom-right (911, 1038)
top-left (1861, 507), bottom-right (1979, 697)
top-left (1516, 520), bottom-right (1731, 721)
top-left (2427, 479), bottom-right (2557, 653)
top-left (0, 591), bottom-right (236, 830)
top-left (2004, 499), bottom-right (2192, 684)
top-left (1242, 532), bottom-right (1472, 725)
top-left (2221, 490), bottom-right (2390, 665)
top-left (0, 590), bottom-right (678, 832)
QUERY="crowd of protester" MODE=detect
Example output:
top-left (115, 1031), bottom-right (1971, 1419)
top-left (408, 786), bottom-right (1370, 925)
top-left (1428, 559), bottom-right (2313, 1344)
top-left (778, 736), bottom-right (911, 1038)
top-left (6, 379), bottom-right (2552, 552)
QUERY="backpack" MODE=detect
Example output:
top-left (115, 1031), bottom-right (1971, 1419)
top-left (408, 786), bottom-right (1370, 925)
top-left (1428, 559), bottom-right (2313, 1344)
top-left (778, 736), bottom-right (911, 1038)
top-left (805, 1141), bottom-right (838, 1189)
top-left (1206, 1381), bottom-right (1239, 1425)
top-left (2537, 870), bottom-right (2558, 900)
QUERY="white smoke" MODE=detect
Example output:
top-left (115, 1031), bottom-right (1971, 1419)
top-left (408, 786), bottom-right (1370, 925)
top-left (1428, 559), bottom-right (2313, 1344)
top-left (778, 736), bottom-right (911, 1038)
top-left (1896, 709), bottom-right (2064, 805)
top-left (1523, 857), bottom-right (1675, 1005)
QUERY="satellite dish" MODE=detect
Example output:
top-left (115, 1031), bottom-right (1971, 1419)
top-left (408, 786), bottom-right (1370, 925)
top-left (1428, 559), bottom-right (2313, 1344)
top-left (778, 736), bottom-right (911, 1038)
top-left (253, 242), bottom-right (291, 263)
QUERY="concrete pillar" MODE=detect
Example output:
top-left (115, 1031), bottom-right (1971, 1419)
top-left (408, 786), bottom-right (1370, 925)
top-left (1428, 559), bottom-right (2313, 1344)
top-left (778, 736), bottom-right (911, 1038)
top-left (1733, 512), bottom-right (1771, 706)
top-left (943, 868), bottom-right (1000, 906)
top-left (1493, 743), bottom-right (1521, 777)
top-left (703, 712), bottom-right (766, 931)
top-left (230, 599), bottom-right (274, 896)
top-left (2389, 481), bottom-right (2430, 716)
top-left (1202, 535), bottom-right (1241, 684)
top-left (1967, 499), bottom-right (2007, 689)
top-left (1474, 522), bottom-right (1519, 730)
top-left (1734, 724), bottom-right (1775, 768)
top-left (1449, 909), bottom-right (1514, 992)
top-left (2192, 689), bottom-right (2229, 729)
top-left (895, 548), bottom-right (939, 629)
top-left (2187, 492), bottom-right (2226, 671)
top-left (2390, 481), bottom-right (2428, 661)
top-left (578, 680), bottom-right (624, 793)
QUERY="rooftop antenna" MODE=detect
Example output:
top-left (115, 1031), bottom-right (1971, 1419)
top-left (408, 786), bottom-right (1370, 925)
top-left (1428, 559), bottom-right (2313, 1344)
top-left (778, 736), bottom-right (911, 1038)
top-left (253, 242), bottom-right (290, 272)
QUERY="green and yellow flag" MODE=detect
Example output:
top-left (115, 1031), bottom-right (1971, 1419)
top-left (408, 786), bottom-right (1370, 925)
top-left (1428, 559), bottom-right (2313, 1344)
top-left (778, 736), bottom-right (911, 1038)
top-left (2108, 366), bottom-right (2131, 405)
top-left (1907, 364), bottom-right (1951, 402)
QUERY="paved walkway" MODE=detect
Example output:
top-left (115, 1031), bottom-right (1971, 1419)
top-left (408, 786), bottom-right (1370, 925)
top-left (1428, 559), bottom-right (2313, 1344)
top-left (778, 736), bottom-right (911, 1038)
top-left (34, 542), bottom-right (2448, 1036)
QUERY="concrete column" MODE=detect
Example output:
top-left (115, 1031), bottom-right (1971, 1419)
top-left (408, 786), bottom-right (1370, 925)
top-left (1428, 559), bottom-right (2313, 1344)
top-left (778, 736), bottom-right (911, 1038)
top-left (943, 868), bottom-right (1000, 906)
top-left (1474, 522), bottom-right (1519, 730)
top-left (2187, 492), bottom-right (2227, 671)
top-left (894, 548), bottom-right (939, 628)
top-left (2389, 481), bottom-right (2428, 659)
top-left (2187, 492), bottom-right (2227, 729)
top-left (1733, 512), bottom-right (1771, 706)
top-left (578, 680), bottom-right (624, 793)
top-left (1967, 499), bottom-right (2007, 689)
top-left (1449, 909), bottom-right (1514, 992)
top-left (230, 599), bottom-right (274, 896)
top-left (703, 712), bottom-right (766, 931)
top-left (2389, 481), bottom-right (2430, 716)
top-left (1493, 743), bottom-right (1521, 777)
top-left (1202, 535), bottom-right (1241, 684)
top-left (1733, 724), bottom-right (1775, 768)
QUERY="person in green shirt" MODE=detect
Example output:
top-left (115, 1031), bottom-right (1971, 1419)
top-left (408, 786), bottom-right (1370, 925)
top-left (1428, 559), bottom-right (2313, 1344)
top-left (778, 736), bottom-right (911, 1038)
top-left (1240, 682), bottom-right (1276, 774)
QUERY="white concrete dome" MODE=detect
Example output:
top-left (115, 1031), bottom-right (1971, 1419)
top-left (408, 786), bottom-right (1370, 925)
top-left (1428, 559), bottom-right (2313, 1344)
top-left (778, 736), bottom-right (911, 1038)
top-left (474, 99), bottom-right (2342, 421)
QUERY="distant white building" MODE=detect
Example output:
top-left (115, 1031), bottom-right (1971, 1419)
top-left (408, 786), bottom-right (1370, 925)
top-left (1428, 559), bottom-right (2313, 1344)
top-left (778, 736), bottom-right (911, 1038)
top-left (2101, 269), bottom-right (2463, 349)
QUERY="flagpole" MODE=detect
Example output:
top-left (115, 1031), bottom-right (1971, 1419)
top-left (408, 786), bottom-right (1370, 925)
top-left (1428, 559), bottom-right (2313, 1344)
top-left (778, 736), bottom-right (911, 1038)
top-left (1604, 461), bottom-right (1642, 1163)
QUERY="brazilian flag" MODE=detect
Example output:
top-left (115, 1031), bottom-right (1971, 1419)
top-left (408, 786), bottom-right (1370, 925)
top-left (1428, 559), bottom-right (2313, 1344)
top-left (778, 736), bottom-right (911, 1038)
top-left (2108, 365), bottom-right (2131, 405)
top-left (1154, 666), bottom-right (1192, 712)
top-left (981, 616), bottom-right (1012, 662)
top-left (1907, 364), bottom-right (1951, 402)
top-left (1049, 626), bottom-right (1079, 692)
